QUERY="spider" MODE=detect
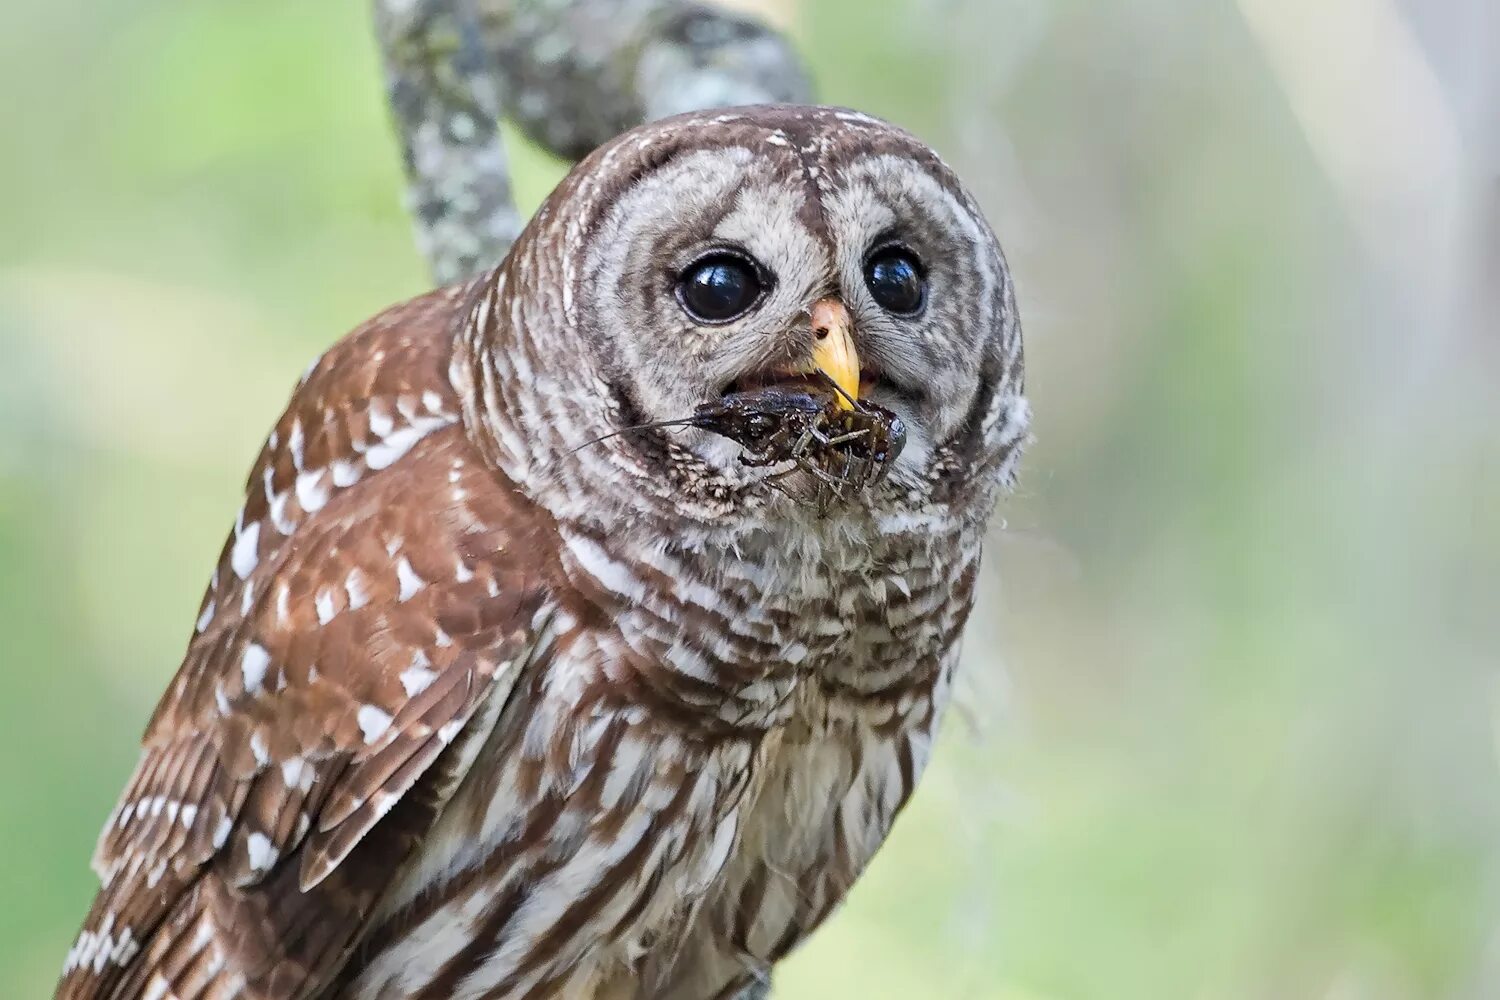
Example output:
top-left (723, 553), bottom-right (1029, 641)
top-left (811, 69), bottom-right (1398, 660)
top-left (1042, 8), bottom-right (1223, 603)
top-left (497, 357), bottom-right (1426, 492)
top-left (688, 373), bottom-right (907, 497)
top-left (573, 373), bottom-right (905, 503)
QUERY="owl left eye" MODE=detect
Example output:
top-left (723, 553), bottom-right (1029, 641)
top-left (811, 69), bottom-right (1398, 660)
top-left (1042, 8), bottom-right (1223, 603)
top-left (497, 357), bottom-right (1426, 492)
top-left (676, 251), bottom-right (768, 324)
top-left (864, 246), bottom-right (927, 315)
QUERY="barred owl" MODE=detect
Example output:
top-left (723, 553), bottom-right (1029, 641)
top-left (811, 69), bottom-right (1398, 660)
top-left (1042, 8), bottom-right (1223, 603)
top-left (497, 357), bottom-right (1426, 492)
top-left (59, 105), bottom-right (1028, 1000)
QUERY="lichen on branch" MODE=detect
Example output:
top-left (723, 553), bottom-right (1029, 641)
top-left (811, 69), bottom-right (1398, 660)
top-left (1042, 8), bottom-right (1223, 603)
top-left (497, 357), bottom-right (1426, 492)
top-left (374, 0), bottom-right (811, 285)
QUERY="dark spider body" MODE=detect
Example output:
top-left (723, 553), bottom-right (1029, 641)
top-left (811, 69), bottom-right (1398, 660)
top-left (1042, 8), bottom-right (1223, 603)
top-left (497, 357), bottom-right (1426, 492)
top-left (690, 377), bottom-right (907, 498)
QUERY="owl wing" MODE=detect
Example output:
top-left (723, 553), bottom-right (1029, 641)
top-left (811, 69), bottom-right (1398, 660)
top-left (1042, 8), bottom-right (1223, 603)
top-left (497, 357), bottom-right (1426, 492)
top-left (58, 286), bottom-right (558, 1000)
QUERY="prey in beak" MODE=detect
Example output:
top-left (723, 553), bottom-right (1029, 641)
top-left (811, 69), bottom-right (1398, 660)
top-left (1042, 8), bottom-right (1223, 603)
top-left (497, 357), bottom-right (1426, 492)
top-left (689, 299), bottom-right (905, 503)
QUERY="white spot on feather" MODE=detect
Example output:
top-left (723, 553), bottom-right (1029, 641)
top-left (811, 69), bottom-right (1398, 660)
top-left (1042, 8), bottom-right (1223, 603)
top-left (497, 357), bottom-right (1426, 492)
top-left (231, 520), bottom-right (260, 579)
top-left (371, 791), bottom-right (400, 820)
top-left (331, 458), bottom-right (360, 487)
top-left (400, 663), bottom-right (439, 696)
top-left (358, 705), bottom-right (393, 744)
top-left (246, 832), bottom-right (278, 872)
top-left (345, 569), bottom-right (371, 611)
top-left (396, 557), bottom-right (425, 601)
top-left (295, 469), bottom-right (330, 513)
top-left (196, 599), bottom-right (215, 633)
top-left (369, 403), bottom-right (395, 439)
top-left (241, 643), bottom-right (270, 693)
top-left (249, 731), bottom-right (270, 767)
top-left (315, 588), bottom-right (336, 624)
top-left (111, 926), bottom-right (138, 965)
top-left (281, 757), bottom-right (313, 791)
top-left (366, 425), bottom-right (424, 470)
top-left (268, 489), bottom-right (295, 534)
top-left (190, 920), bottom-right (213, 951)
top-left (288, 417), bottom-right (306, 470)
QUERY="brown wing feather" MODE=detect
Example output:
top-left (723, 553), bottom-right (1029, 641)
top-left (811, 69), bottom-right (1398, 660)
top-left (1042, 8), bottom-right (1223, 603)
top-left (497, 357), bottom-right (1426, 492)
top-left (58, 284), bottom-right (558, 1000)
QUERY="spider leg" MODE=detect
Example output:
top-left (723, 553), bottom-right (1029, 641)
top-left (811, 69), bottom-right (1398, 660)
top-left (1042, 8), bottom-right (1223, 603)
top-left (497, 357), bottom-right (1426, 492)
top-left (817, 371), bottom-right (863, 413)
top-left (741, 426), bottom-right (798, 467)
top-left (790, 425), bottom-right (821, 458)
top-left (845, 454), bottom-right (868, 491)
top-left (822, 429), bottom-right (870, 447)
top-left (800, 459), bottom-right (844, 489)
top-left (841, 450), bottom-right (859, 489)
top-left (763, 473), bottom-right (797, 500)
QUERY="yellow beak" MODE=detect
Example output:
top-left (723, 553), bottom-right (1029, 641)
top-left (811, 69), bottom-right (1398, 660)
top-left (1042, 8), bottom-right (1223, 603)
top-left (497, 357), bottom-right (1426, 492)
top-left (809, 297), bottom-right (860, 410)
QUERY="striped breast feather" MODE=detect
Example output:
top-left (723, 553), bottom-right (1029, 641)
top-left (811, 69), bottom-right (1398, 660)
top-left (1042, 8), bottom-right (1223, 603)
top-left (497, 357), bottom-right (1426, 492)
top-left (58, 287), bottom-right (559, 1000)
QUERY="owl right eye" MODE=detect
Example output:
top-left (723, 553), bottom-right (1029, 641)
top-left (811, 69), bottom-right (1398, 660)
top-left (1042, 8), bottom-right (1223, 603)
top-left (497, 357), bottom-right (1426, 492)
top-left (676, 252), bottom-right (768, 324)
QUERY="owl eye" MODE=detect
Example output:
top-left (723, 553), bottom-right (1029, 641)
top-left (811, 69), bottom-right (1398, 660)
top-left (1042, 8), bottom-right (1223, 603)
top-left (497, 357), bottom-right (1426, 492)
top-left (864, 246), bottom-right (927, 315)
top-left (677, 252), bottom-right (767, 324)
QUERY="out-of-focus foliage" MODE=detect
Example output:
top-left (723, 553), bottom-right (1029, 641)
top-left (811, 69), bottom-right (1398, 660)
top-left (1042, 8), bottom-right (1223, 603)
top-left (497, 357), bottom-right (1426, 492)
top-left (1, 0), bottom-right (1495, 997)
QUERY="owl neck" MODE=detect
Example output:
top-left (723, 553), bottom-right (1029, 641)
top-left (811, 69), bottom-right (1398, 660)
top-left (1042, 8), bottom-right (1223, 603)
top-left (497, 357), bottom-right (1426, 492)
top-left (541, 494), bottom-right (982, 728)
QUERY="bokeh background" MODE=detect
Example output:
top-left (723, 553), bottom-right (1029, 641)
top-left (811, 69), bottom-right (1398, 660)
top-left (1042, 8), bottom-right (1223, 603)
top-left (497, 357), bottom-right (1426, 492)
top-left (2, 0), bottom-right (1496, 996)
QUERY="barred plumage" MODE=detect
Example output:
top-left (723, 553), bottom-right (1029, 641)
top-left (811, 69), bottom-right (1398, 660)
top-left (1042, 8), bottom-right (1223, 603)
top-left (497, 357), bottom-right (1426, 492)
top-left (59, 105), bottom-right (1027, 1000)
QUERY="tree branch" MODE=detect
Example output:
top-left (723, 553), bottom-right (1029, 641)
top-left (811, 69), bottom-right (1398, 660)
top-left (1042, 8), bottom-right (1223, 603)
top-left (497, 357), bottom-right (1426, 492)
top-left (374, 0), bottom-right (811, 284)
top-left (375, 0), bottom-right (521, 285)
top-left (478, 0), bottom-right (811, 160)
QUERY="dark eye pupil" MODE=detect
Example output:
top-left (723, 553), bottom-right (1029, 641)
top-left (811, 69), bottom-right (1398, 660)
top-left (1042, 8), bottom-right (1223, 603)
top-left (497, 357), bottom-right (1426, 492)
top-left (679, 254), bottom-right (763, 323)
top-left (865, 248), bottom-right (926, 314)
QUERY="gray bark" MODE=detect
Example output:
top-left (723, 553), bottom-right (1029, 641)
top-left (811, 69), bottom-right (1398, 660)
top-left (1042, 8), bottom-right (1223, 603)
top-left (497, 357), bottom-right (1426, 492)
top-left (374, 0), bottom-right (811, 285)
top-left (375, 0), bottom-right (520, 285)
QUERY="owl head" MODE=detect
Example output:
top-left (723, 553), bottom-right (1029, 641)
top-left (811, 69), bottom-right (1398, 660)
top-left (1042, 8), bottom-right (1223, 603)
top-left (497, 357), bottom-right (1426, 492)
top-left (458, 105), bottom-right (1027, 536)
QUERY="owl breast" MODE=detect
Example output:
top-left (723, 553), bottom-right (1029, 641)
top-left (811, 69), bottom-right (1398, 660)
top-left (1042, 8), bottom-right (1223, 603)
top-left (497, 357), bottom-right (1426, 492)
top-left (339, 513), bottom-right (977, 1000)
top-left (643, 666), bottom-right (958, 1000)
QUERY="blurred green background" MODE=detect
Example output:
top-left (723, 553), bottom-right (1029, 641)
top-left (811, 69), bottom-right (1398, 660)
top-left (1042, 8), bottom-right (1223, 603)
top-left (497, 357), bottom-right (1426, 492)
top-left (2, 0), bottom-right (1497, 997)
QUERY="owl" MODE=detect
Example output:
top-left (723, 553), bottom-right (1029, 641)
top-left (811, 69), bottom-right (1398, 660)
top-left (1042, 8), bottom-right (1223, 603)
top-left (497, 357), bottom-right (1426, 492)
top-left (58, 105), bottom-right (1028, 1000)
